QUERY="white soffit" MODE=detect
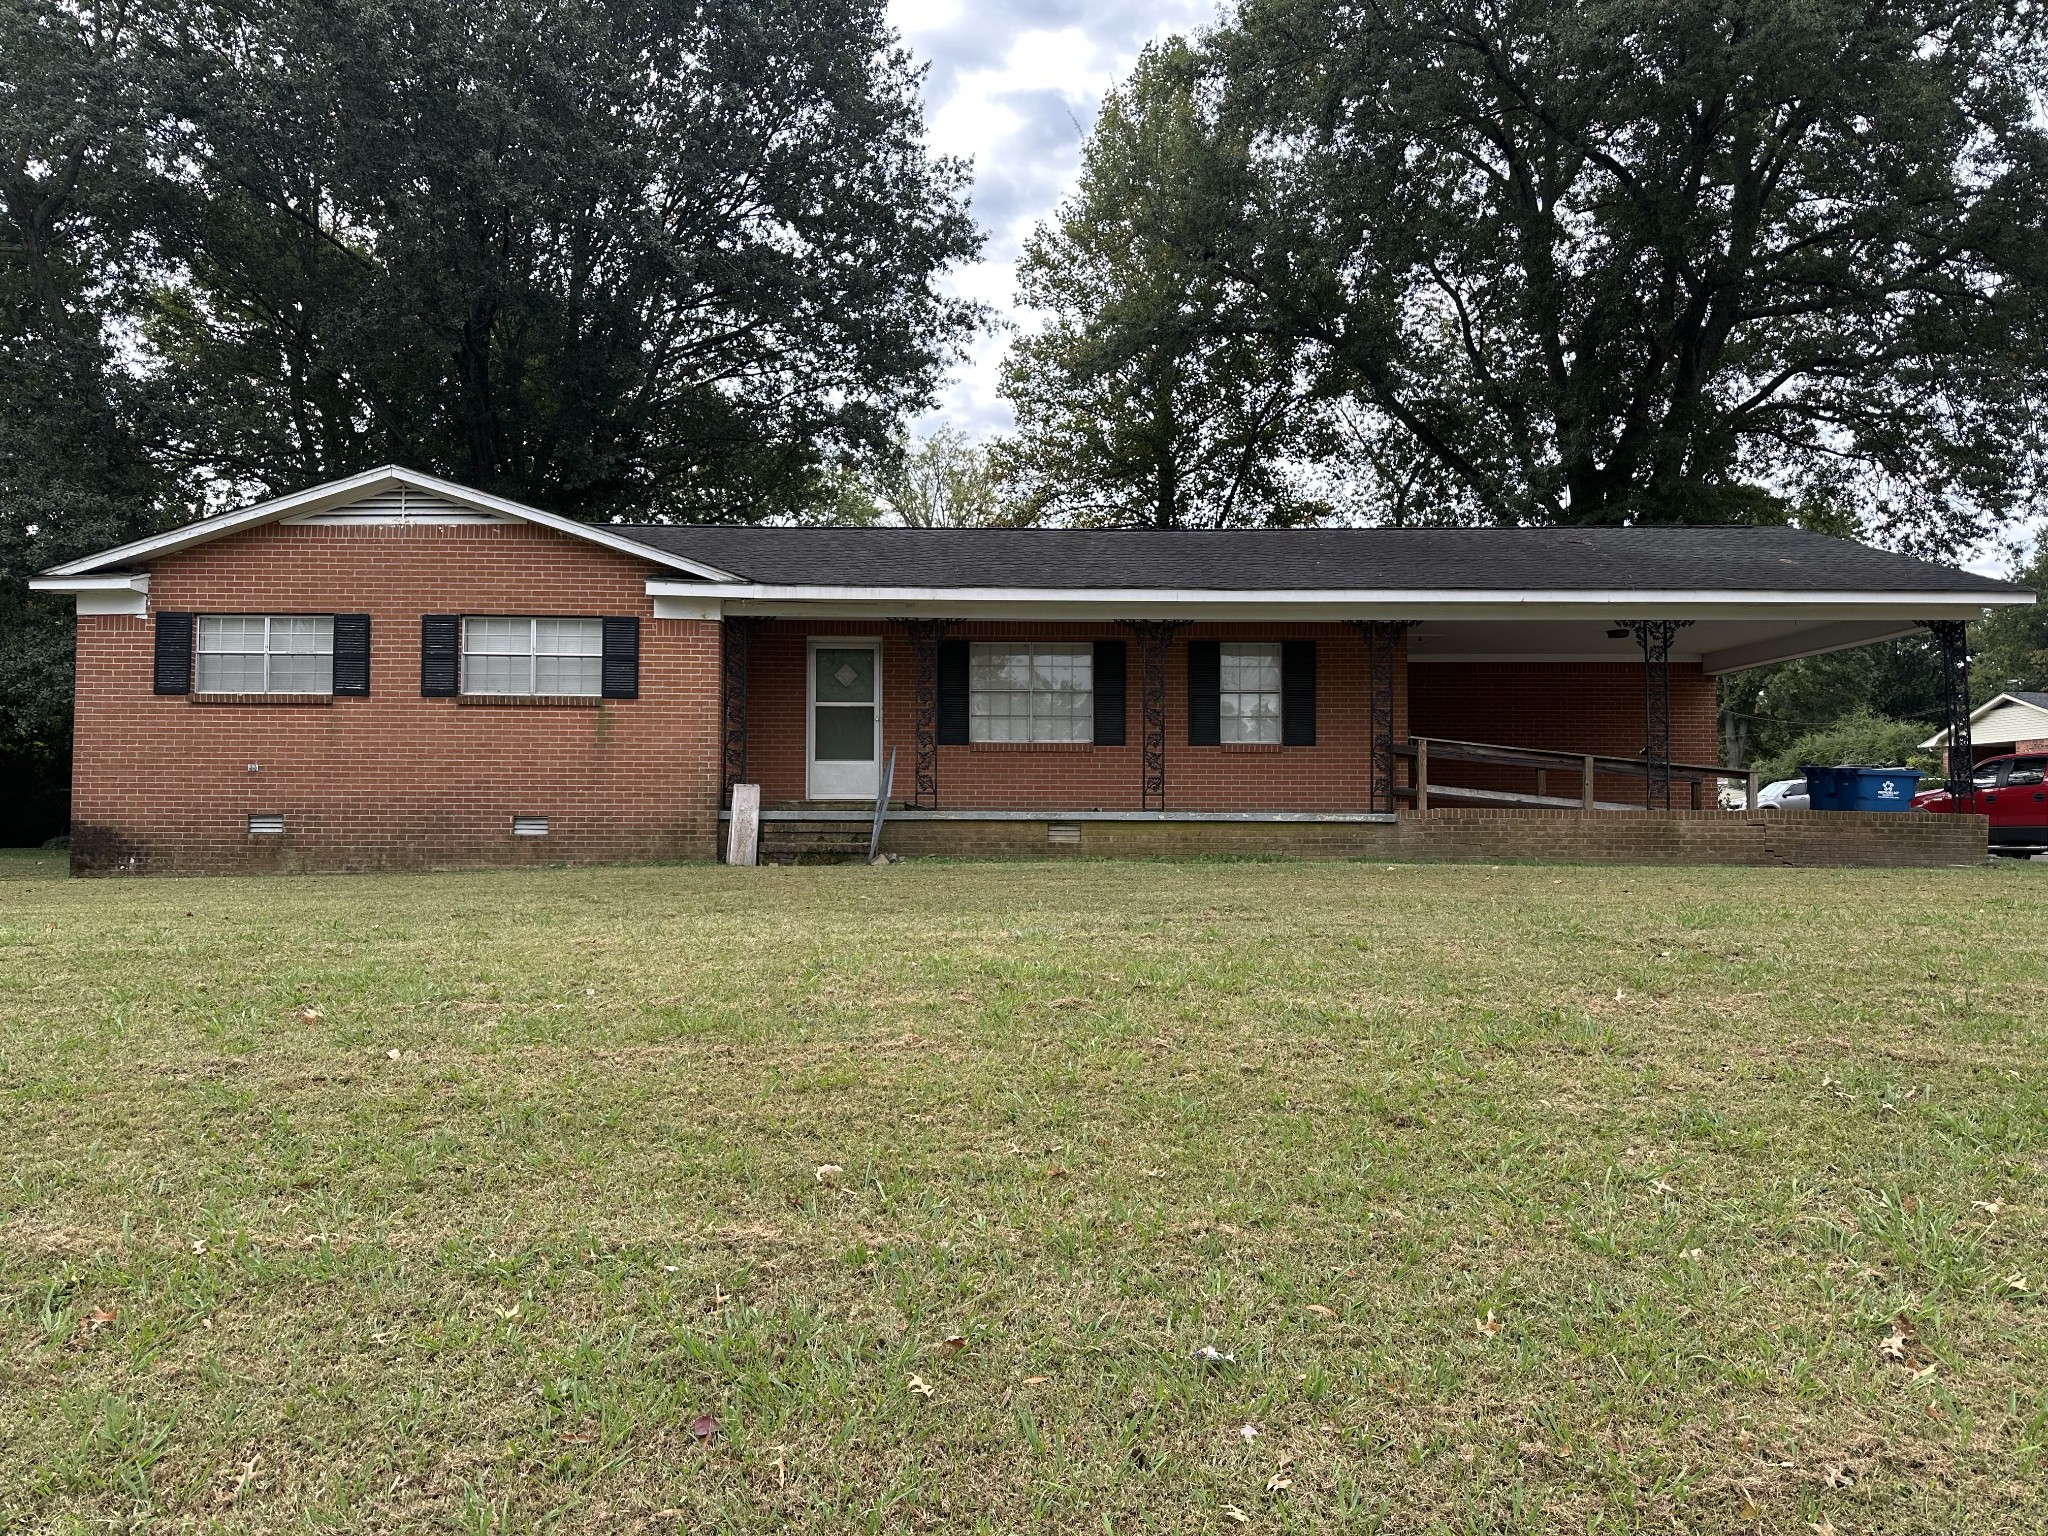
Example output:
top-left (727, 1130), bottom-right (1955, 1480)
top-left (36, 465), bottom-right (737, 582)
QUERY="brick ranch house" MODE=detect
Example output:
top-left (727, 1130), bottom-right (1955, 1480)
top-left (30, 466), bottom-right (2032, 873)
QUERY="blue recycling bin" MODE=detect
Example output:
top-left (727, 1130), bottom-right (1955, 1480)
top-left (1799, 764), bottom-right (1921, 811)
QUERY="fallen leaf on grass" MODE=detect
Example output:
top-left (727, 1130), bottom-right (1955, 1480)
top-left (1142, 1168), bottom-right (1165, 1179)
top-left (1222, 1505), bottom-right (1250, 1524)
top-left (1265, 1471), bottom-right (1291, 1492)
top-left (938, 1335), bottom-right (967, 1356)
top-left (1239, 1423), bottom-right (1260, 1442)
top-left (1973, 1198), bottom-right (2005, 1217)
top-left (1879, 1314), bottom-right (1918, 1365)
top-left (1807, 1521), bottom-right (1836, 1536)
top-left (492, 1303), bottom-right (520, 1320)
top-left (2004, 1272), bottom-right (2030, 1293)
top-left (1021, 1375), bottom-right (1048, 1385)
top-left (1304, 1304), bottom-right (1335, 1318)
top-left (1476, 1309), bottom-right (1503, 1339)
top-left (1650, 1177), bottom-right (1678, 1196)
top-left (814, 1164), bottom-right (844, 1185)
top-left (689, 1414), bottom-right (717, 1441)
top-left (1193, 1345), bottom-right (1235, 1366)
top-left (1681, 1247), bottom-right (1705, 1263)
top-left (83, 1306), bottom-right (117, 1332)
top-left (385, 1048), bottom-right (401, 1061)
top-left (907, 1375), bottom-right (934, 1398)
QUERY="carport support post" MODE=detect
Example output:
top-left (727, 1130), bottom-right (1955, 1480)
top-left (720, 616), bottom-right (763, 807)
top-left (1627, 620), bottom-right (1692, 810)
top-left (1919, 619), bottom-right (1974, 799)
top-left (896, 619), bottom-right (949, 809)
top-left (1347, 620), bottom-right (1417, 813)
top-left (1122, 621), bottom-right (1184, 811)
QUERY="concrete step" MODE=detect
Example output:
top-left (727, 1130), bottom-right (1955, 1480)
top-left (759, 819), bottom-right (876, 865)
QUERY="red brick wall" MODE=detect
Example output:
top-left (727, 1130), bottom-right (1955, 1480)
top-left (743, 620), bottom-right (1410, 812)
top-left (1408, 661), bottom-right (1719, 807)
top-left (70, 522), bottom-right (722, 874)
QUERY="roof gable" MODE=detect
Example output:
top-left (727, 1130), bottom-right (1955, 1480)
top-left (37, 466), bottom-right (736, 582)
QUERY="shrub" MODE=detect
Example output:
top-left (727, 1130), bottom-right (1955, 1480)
top-left (1755, 711), bottom-right (1940, 783)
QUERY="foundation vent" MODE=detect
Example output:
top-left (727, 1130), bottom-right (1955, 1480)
top-left (1047, 822), bottom-right (1081, 846)
top-left (512, 815), bottom-right (550, 837)
top-left (247, 814), bottom-right (284, 836)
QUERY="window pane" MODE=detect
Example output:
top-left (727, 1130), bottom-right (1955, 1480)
top-left (466, 617), bottom-right (531, 655)
top-left (537, 618), bottom-right (601, 656)
top-left (1220, 643), bottom-right (1282, 744)
top-left (268, 651), bottom-right (334, 693)
top-left (814, 704), bottom-right (874, 760)
top-left (815, 648), bottom-right (874, 704)
top-left (269, 616), bottom-right (333, 655)
top-left (467, 654), bottom-right (531, 695)
top-left (2008, 758), bottom-right (2046, 786)
top-left (196, 652), bottom-right (266, 693)
top-left (537, 654), bottom-right (601, 696)
top-left (198, 616), bottom-right (263, 652)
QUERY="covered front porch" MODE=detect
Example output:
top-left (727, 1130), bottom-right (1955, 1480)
top-left (688, 597), bottom-right (1991, 866)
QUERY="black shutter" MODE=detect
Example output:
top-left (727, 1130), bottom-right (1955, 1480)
top-left (601, 616), bottom-right (639, 699)
top-left (1187, 639), bottom-right (1220, 745)
top-left (420, 614), bottom-right (460, 696)
top-left (1093, 640), bottom-right (1126, 746)
top-left (936, 639), bottom-right (969, 744)
top-left (1281, 640), bottom-right (1316, 746)
top-left (332, 614), bottom-right (371, 696)
top-left (153, 612), bottom-right (194, 695)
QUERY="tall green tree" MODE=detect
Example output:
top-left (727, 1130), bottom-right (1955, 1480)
top-left (1971, 535), bottom-right (2048, 694)
top-left (1197, 0), bottom-right (2048, 548)
top-left (1000, 40), bottom-right (1328, 529)
top-left (1, 0), bottom-right (175, 842)
top-left (150, 0), bottom-right (981, 519)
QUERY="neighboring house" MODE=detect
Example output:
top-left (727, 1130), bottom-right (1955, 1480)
top-left (30, 467), bottom-right (2031, 873)
top-left (1921, 691), bottom-right (2048, 761)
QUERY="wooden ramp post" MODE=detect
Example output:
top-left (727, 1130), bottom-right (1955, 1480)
top-left (727, 783), bottom-right (760, 866)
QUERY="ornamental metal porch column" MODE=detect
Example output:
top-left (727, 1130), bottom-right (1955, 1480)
top-left (719, 616), bottom-right (764, 806)
top-left (1920, 618), bottom-right (1974, 797)
top-left (895, 619), bottom-right (949, 808)
top-left (1121, 621), bottom-right (1185, 810)
top-left (1626, 619), bottom-right (1693, 810)
top-left (1347, 620), bottom-right (1418, 813)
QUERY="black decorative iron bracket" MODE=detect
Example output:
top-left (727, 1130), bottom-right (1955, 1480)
top-left (895, 619), bottom-right (949, 808)
top-left (1919, 618), bottom-right (1974, 798)
top-left (1347, 621), bottom-right (1418, 814)
top-left (719, 615), bottom-right (765, 806)
top-left (1627, 619), bottom-right (1693, 810)
top-left (1121, 620), bottom-right (1185, 810)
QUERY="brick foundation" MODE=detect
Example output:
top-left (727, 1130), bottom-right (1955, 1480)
top-left (861, 809), bottom-right (1987, 867)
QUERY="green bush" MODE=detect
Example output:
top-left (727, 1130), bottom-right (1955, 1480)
top-left (1755, 710), bottom-right (1941, 783)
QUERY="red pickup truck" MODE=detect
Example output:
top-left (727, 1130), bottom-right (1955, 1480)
top-left (1914, 753), bottom-right (2048, 853)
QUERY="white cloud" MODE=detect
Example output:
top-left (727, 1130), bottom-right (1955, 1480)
top-left (891, 0), bottom-right (1216, 440)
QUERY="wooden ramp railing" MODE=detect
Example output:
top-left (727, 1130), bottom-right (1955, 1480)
top-left (1393, 736), bottom-right (1758, 813)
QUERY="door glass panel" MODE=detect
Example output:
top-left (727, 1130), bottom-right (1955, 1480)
top-left (2005, 757), bottom-right (2045, 786)
top-left (814, 705), bottom-right (873, 761)
top-left (815, 648), bottom-right (874, 704)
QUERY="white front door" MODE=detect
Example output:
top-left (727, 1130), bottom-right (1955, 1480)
top-left (808, 640), bottom-right (881, 799)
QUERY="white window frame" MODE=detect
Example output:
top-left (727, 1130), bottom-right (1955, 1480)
top-left (1219, 641), bottom-right (1283, 745)
top-left (195, 614), bottom-right (334, 695)
top-left (461, 617), bottom-right (603, 697)
top-left (968, 642), bottom-right (1094, 744)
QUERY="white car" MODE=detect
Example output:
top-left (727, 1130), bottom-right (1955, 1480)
top-left (1754, 777), bottom-right (1810, 811)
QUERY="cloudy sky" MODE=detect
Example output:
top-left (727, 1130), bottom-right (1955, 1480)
top-left (888, 0), bottom-right (1217, 441)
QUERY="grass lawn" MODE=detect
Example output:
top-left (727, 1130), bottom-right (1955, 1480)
top-left (2, 851), bottom-right (2045, 1534)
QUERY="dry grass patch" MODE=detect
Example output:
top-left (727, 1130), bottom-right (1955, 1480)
top-left (2, 853), bottom-right (2045, 1532)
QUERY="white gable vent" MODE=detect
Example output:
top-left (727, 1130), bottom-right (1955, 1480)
top-left (511, 815), bottom-right (550, 837)
top-left (283, 487), bottom-right (512, 525)
top-left (247, 813), bottom-right (284, 835)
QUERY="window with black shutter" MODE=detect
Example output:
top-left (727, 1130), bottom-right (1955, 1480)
top-left (1093, 640), bottom-right (1126, 746)
top-left (1281, 640), bottom-right (1316, 746)
top-left (420, 614), bottom-right (460, 696)
top-left (153, 612), bottom-right (194, 695)
top-left (332, 614), bottom-right (371, 696)
top-left (601, 616), bottom-right (639, 699)
top-left (1187, 640), bottom-right (1221, 745)
top-left (936, 639), bottom-right (969, 744)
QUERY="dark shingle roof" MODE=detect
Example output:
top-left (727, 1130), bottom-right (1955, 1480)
top-left (2010, 690), bottom-right (2048, 707)
top-left (614, 523), bottom-right (2024, 594)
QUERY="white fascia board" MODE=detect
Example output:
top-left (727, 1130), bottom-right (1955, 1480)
top-left (645, 580), bottom-right (2029, 621)
top-left (39, 466), bottom-right (738, 583)
top-left (28, 573), bottom-right (149, 594)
